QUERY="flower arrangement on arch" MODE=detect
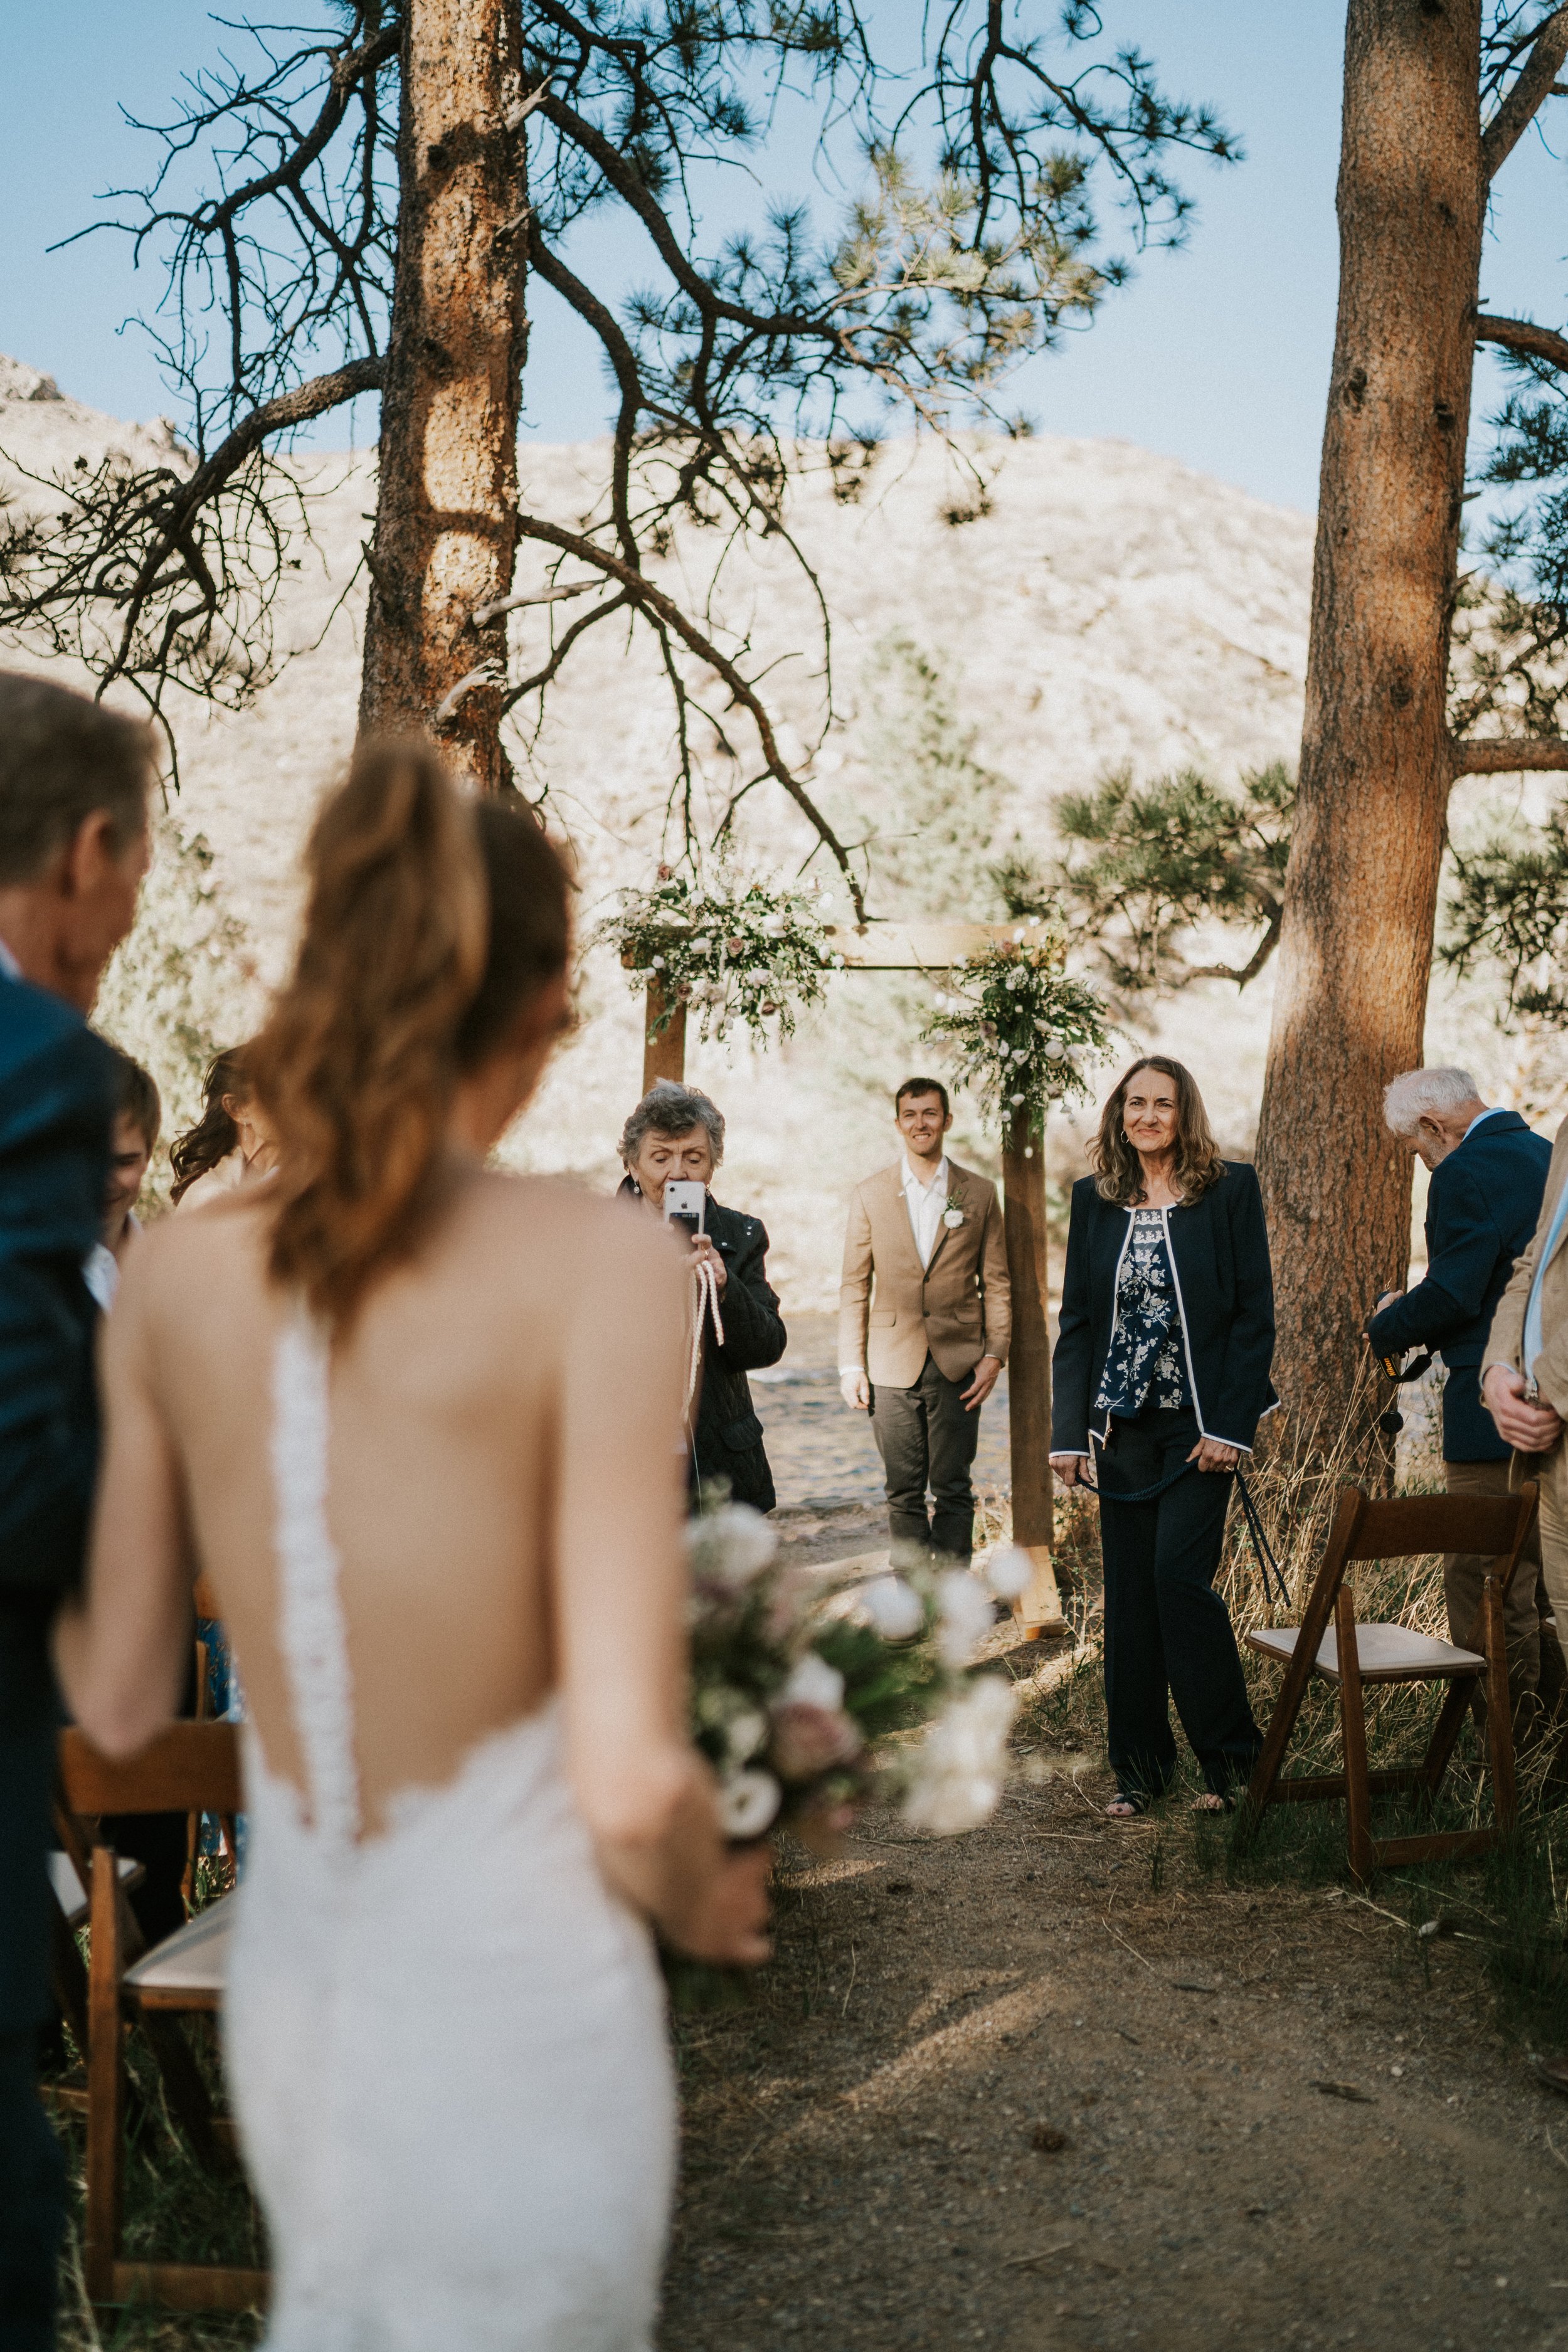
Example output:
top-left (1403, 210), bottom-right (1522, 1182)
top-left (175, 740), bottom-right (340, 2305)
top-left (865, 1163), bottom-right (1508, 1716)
top-left (595, 865), bottom-right (843, 1048)
top-left (921, 928), bottom-right (1115, 1136)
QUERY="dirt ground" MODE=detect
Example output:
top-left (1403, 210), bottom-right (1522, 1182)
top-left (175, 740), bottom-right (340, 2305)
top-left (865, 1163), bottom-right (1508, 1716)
top-left (659, 1516), bottom-right (1568, 2352)
top-left (52, 1498), bottom-right (1568, 2352)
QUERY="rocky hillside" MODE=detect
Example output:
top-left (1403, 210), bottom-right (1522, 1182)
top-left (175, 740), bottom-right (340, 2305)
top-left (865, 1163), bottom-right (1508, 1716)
top-left (2, 359), bottom-right (1530, 1306)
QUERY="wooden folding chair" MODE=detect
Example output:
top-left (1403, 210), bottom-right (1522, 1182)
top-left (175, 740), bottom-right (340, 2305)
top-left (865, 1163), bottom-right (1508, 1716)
top-left (1236, 1483), bottom-right (1539, 1883)
top-left (59, 1720), bottom-right (267, 2317)
top-left (45, 1829), bottom-right (143, 2073)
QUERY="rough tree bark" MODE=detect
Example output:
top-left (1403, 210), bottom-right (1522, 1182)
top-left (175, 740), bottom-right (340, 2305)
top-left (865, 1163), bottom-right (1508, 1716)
top-left (1254, 0), bottom-right (1485, 1444)
top-left (359, 0), bottom-right (527, 792)
top-left (1003, 1105), bottom-right (1065, 1638)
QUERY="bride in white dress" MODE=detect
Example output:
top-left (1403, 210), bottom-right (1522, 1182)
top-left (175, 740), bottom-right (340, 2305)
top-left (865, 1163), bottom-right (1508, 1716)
top-left (55, 744), bottom-right (771, 2349)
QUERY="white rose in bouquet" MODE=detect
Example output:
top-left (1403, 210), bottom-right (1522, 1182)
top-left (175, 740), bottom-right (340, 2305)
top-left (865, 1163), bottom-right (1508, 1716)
top-left (859, 1575), bottom-right (926, 1642)
top-left (718, 1769), bottom-right (783, 1840)
top-left (935, 1568), bottom-right (995, 1670)
top-left (902, 1675), bottom-right (1017, 1836)
top-left (985, 1546), bottom-right (1034, 1602)
top-left (724, 1707), bottom-right (769, 1763)
top-left (780, 1650), bottom-right (846, 1710)
top-left (686, 1503), bottom-right (778, 1591)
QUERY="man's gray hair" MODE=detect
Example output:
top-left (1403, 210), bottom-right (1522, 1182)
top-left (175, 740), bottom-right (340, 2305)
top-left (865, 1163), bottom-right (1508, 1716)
top-left (0, 672), bottom-right (154, 884)
top-left (618, 1079), bottom-right (725, 1167)
top-left (1383, 1066), bottom-right (1483, 1136)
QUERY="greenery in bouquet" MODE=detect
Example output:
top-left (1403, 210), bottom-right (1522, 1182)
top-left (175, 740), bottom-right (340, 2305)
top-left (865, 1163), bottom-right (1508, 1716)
top-left (921, 928), bottom-right (1113, 1140)
top-left (595, 864), bottom-right (842, 1047)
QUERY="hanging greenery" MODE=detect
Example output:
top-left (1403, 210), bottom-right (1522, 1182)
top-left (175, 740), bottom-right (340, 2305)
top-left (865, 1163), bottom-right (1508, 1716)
top-left (596, 866), bottom-right (843, 1046)
top-left (922, 930), bottom-right (1114, 1136)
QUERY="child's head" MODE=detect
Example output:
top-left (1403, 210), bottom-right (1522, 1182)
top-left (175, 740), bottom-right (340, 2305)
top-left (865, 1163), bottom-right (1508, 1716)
top-left (106, 1054), bottom-right (160, 1237)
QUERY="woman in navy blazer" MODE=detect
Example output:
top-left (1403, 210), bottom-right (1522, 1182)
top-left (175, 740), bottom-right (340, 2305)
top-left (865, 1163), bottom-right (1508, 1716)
top-left (1051, 1056), bottom-right (1276, 1815)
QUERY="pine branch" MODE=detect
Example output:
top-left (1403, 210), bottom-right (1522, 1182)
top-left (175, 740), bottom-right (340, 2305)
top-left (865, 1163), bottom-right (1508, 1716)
top-left (1482, 3), bottom-right (1568, 181)
top-left (1476, 314), bottom-right (1568, 373)
top-left (1451, 735), bottom-right (1568, 775)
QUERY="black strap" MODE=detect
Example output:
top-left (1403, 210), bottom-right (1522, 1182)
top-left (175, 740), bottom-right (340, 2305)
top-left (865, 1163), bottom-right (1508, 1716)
top-left (1078, 1449), bottom-right (1289, 1611)
top-left (1079, 1458), bottom-right (1194, 1507)
top-left (1233, 1467), bottom-right (1290, 1610)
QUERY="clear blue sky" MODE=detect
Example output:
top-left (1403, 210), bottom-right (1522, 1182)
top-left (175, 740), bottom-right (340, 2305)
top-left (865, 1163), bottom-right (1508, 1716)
top-left (0, 4), bottom-right (1561, 516)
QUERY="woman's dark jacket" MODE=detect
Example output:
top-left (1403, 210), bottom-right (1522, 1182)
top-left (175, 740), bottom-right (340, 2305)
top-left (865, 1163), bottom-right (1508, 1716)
top-left (618, 1180), bottom-right (786, 1511)
top-left (1051, 1162), bottom-right (1277, 1456)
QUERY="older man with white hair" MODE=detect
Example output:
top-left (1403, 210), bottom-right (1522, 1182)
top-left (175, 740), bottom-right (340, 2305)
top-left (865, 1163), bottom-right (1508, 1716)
top-left (1369, 1067), bottom-right (1554, 1718)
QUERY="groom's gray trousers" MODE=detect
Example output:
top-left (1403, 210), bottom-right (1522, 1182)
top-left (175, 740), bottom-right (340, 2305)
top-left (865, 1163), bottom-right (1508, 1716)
top-left (871, 1352), bottom-right (982, 1566)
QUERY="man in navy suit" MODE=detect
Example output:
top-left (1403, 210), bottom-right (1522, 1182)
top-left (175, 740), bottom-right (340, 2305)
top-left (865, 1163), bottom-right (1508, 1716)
top-left (0, 672), bottom-right (151, 2350)
top-left (1369, 1067), bottom-right (1554, 1720)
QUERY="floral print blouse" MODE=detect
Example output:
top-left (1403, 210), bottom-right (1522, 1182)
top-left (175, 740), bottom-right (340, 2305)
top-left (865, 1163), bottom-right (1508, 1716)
top-left (1093, 1207), bottom-right (1192, 1419)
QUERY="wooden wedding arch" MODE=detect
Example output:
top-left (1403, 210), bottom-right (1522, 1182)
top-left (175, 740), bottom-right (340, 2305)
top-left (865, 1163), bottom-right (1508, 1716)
top-left (635, 918), bottom-right (1067, 1640)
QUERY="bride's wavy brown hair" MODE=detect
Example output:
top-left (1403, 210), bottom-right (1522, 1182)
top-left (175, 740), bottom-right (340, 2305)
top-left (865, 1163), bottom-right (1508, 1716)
top-left (1090, 1055), bottom-right (1226, 1207)
top-left (249, 740), bottom-right (569, 1326)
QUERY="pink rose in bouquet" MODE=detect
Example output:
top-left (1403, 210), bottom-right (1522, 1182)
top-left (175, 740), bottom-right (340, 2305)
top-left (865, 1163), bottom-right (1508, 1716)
top-left (768, 1700), bottom-right (862, 1784)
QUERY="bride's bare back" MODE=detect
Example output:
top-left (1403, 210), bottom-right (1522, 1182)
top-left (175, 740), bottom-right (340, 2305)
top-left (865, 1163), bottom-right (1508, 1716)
top-left (60, 741), bottom-right (767, 1976)
top-left (90, 1165), bottom-right (691, 1840)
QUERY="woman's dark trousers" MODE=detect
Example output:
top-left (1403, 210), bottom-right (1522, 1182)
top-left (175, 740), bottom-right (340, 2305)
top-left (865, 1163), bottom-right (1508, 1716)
top-left (1096, 1407), bottom-right (1262, 1801)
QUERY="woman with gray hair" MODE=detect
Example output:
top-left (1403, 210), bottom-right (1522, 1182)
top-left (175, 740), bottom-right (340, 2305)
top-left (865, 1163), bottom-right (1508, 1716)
top-left (618, 1081), bottom-right (787, 1511)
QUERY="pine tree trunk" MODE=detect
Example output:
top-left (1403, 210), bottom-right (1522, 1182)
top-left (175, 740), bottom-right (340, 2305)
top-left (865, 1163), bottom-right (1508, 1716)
top-left (359, 0), bottom-right (527, 792)
top-left (1254, 0), bottom-right (1483, 1448)
top-left (1002, 1105), bottom-right (1065, 1637)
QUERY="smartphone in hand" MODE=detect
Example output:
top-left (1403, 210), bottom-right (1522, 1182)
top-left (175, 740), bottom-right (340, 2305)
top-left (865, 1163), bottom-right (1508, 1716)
top-left (663, 1180), bottom-right (706, 1237)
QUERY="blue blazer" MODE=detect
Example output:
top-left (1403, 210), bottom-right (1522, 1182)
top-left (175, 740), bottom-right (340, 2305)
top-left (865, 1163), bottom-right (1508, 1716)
top-left (0, 968), bottom-right (115, 1597)
top-left (1367, 1109), bottom-right (1550, 1462)
top-left (1052, 1162), bottom-right (1278, 1456)
top-left (0, 967), bottom-right (113, 2033)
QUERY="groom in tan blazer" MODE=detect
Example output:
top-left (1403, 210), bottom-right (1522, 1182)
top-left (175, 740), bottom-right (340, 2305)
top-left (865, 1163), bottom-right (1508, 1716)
top-left (839, 1076), bottom-right (1010, 1567)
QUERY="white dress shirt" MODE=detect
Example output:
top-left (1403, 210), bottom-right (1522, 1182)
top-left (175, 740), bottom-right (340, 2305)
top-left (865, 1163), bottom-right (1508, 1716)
top-left (0, 935), bottom-right (19, 981)
top-left (82, 1242), bottom-right (119, 1313)
top-left (83, 1214), bottom-right (140, 1313)
top-left (901, 1153), bottom-right (950, 1271)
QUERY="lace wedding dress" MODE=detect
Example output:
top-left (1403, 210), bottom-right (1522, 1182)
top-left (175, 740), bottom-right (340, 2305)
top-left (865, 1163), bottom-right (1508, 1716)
top-left (223, 1315), bottom-right (677, 2349)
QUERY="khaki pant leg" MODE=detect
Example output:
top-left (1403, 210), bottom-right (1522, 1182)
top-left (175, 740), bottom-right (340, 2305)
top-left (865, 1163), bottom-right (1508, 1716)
top-left (1443, 1458), bottom-right (1541, 1697)
top-left (1528, 1441), bottom-right (1568, 1680)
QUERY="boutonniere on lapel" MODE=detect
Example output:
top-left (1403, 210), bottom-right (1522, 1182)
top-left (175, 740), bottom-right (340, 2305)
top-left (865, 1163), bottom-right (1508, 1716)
top-left (942, 1192), bottom-right (965, 1230)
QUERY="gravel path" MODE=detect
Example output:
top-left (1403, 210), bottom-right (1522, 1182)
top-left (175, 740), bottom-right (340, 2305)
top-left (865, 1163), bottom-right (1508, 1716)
top-left (753, 1312), bottom-right (1015, 1518)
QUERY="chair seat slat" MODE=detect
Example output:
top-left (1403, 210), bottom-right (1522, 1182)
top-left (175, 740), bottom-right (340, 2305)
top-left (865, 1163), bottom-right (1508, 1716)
top-left (122, 1895), bottom-right (234, 1998)
top-left (1246, 1621), bottom-right (1486, 1683)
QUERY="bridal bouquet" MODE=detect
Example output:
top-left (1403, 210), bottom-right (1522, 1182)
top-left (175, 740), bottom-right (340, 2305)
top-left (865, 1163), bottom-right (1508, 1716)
top-left (686, 1502), bottom-right (1024, 1853)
